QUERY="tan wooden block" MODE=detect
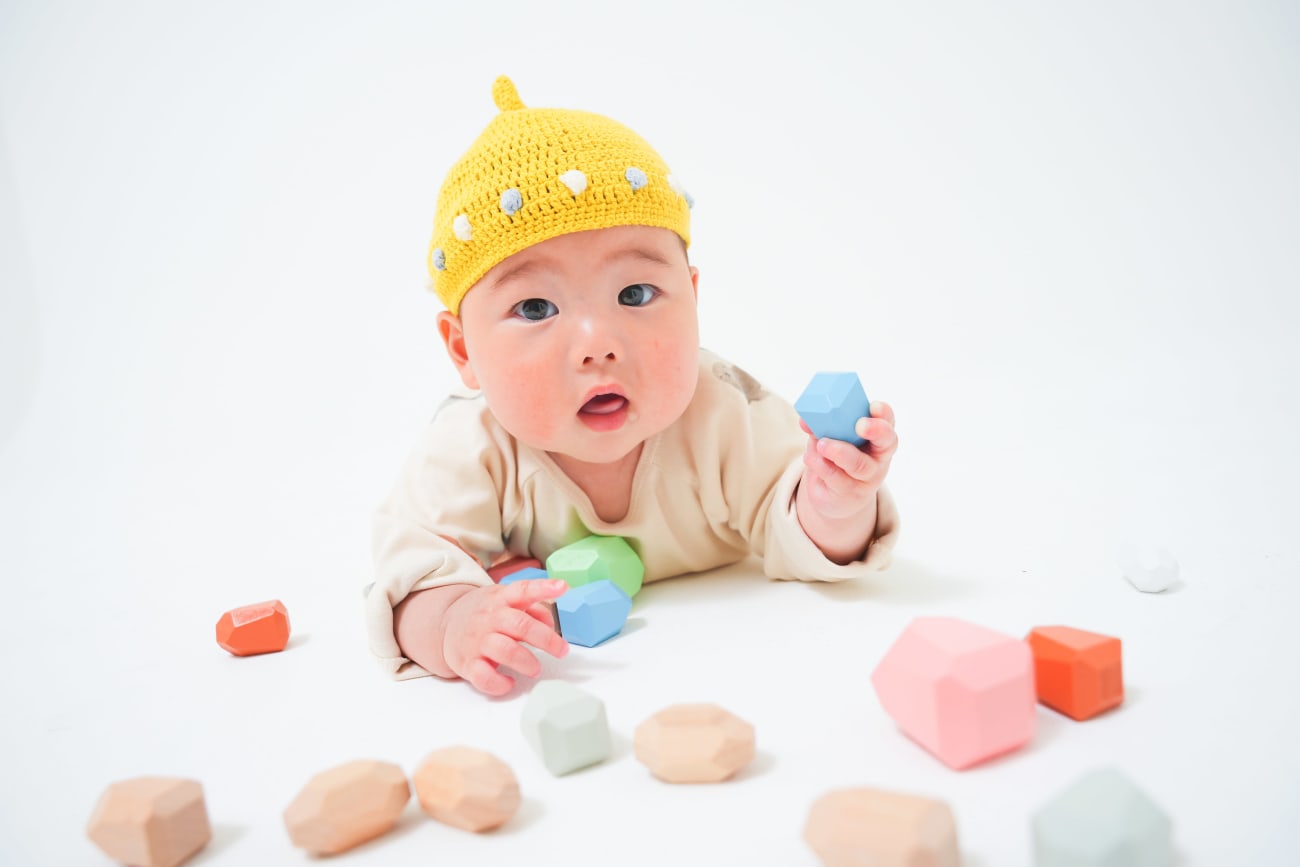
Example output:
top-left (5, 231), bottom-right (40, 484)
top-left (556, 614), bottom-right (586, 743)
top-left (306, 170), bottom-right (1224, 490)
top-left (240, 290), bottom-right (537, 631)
top-left (86, 777), bottom-right (211, 867)
top-left (413, 746), bottom-right (520, 832)
top-left (633, 703), bottom-right (755, 783)
top-left (805, 787), bottom-right (960, 867)
top-left (283, 759), bottom-right (410, 855)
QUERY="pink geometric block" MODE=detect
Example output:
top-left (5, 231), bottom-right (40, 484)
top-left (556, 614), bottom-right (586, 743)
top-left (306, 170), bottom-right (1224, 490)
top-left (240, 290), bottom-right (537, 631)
top-left (871, 616), bottom-right (1036, 770)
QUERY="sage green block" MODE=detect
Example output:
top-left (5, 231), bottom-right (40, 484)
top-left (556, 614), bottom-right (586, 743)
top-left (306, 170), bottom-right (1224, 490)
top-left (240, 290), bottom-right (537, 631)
top-left (520, 681), bottom-right (611, 776)
top-left (545, 535), bottom-right (644, 598)
top-left (1032, 767), bottom-right (1172, 866)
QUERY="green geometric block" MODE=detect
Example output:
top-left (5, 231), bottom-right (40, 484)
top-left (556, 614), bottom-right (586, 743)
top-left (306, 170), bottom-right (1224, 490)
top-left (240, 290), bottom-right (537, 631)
top-left (545, 535), bottom-right (644, 598)
top-left (520, 680), bottom-right (611, 776)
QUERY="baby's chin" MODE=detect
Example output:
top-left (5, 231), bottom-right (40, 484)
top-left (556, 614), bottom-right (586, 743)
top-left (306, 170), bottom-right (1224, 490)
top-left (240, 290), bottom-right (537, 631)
top-left (544, 437), bottom-right (646, 469)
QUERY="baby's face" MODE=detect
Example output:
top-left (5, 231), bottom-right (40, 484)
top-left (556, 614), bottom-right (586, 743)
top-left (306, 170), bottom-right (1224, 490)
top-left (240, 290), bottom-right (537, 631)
top-left (442, 225), bottom-right (700, 466)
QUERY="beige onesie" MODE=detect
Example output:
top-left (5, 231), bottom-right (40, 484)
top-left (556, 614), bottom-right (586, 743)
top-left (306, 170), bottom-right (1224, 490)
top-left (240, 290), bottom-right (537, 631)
top-left (366, 349), bottom-right (899, 679)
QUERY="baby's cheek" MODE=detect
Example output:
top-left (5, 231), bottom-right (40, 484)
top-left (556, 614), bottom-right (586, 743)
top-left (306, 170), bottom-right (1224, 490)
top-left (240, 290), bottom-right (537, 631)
top-left (494, 365), bottom-right (559, 440)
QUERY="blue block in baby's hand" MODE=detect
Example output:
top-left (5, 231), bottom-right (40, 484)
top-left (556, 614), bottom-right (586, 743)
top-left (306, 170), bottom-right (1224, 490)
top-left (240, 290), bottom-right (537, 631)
top-left (557, 580), bottom-right (632, 648)
top-left (794, 371), bottom-right (870, 446)
top-left (500, 567), bottom-right (549, 586)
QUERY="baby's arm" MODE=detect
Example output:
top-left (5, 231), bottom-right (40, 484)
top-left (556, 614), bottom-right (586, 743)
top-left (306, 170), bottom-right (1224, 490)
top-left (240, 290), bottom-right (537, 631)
top-left (394, 579), bottom-right (570, 696)
top-left (795, 401), bottom-right (899, 564)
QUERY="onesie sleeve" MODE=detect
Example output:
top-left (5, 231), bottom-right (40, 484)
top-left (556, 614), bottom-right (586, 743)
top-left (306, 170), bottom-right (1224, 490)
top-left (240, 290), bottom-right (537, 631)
top-left (706, 355), bottom-right (899, 582)
top-left (364, 395), bottom-right (510, 680)
top-left (761, 464), bottom-right (900, 581)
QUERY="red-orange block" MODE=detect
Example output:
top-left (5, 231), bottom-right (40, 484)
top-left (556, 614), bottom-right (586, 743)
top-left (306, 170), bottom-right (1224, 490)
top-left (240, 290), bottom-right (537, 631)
top-left (1026, 626), bottom-right (1123, 720)
top-left (216, 600), bottom-right (291, 656)
top-left (487, 557), bottom-right (543, 583)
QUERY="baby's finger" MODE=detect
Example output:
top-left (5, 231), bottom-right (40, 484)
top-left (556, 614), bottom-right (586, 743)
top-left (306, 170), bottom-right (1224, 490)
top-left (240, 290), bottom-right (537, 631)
top-left (503, 577), bottom-right (569, 608)
top-left (494, 605), bottom-right (569, 659)
top-left (816, 437), bottom-right (874, 482)
top-left (854, 417), bottom-right (898, 454)
top-left (525, 601), bottom-right (557, 631)
top-left (463, 657), bottom-right (514, 697)
top-left (803, 438), bottom-right (839, 480)
top-left (808, 458), bottom-right (862, 498)
top-left (867, 400), bottom-right (895, 428)
top-left (482, 632), bottom-right (543, 679)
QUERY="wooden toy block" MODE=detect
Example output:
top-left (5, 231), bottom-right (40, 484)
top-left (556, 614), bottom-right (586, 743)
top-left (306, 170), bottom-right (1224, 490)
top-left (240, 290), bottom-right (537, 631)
top-left (487, 557), bottom-right (543, 583)
top-left (804, 787), bottom-right (960, 867)
top-left (1032, 767), bottom-right (1172, 865)
top-left (794, 371), bottom-right (871, 446)
top-left (871, 616), bottom-right (1036, 770)
top-left (1118, 543), bottom-right (1179, 593)
top-left (520, 680), bottom-right (612, 775)
top-left (499, 566), bottom-right (549, 586)
top-left (282, 759), bottom-right (410, 855)
top-left (413, 746), bottom-right (520, 833)
top-left (86, 777), bottom-right (211, 867)
top-left (215, 599), bottom-right (290, 656)
top-left (545, 534), bottom-right (645, 597)
top-left (634, 703), bottom-right (755, 783)
top-left (1027, 626), bottom-right (1124, 721)
top-left (556, 580), bottom-right (632, 647)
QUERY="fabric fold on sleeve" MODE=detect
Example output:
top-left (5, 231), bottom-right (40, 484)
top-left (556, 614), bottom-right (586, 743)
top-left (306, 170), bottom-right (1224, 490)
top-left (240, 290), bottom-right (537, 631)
top-left (366, 396), bottom-right (509, 679)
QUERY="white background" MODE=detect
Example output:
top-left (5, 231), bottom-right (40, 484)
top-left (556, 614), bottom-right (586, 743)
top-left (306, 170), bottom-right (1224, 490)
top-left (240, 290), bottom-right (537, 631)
top-left (2, 1), bottom-right (1298, 864)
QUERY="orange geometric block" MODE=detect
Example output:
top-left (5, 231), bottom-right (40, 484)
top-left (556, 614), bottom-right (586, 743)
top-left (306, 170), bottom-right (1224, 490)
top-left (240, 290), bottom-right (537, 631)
top-left (283, 760), bottom-right (410, 855)
top-left (86, 777), bottom-right (211, 867)
top-left (413, 746), bottom-right (520, 833)
top-left (804, 787), bottom-right (960, 867)
top-left (633, 703), bottom-right (756, 783)
top-left (1027, 626), bottom-right (1124, 721)
top-left (215, 599), bottom-right (290, 656)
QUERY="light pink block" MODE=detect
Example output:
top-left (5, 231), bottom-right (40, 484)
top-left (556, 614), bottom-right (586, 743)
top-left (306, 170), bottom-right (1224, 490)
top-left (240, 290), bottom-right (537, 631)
top-left (871, 616), bottom-right (1036, 770)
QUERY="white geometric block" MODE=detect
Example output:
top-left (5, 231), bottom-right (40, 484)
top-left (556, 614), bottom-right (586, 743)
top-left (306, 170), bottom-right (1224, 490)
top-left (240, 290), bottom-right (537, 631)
top-left (1117, 543), bottom-right (1179, 593)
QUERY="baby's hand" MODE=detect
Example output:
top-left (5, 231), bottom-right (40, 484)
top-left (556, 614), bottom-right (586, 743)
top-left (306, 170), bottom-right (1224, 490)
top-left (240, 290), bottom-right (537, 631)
top-left (799, 401), bottom-right (898, 520)
top-left (443, 579), bottom-right (571, 696)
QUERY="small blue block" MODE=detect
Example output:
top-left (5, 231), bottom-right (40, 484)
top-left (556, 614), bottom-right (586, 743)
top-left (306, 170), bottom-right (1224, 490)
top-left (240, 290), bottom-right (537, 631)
top-left (500, 567), bottom-right (549, 586)
top-left (794, 371), bottom-right (870, 446)
top-left (557, 580), bottom-right (632, 647)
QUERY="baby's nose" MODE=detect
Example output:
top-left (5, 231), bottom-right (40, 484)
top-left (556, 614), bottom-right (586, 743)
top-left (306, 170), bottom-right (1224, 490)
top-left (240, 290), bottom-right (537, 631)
top-left (573, 314), bottom-right (623, 365)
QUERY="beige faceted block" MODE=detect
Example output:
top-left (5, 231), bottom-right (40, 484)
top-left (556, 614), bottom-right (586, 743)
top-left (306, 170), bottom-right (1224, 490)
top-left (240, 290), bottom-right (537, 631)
top-left (86, 777), bottom-right (211, 867)
top-left (805, 787), bottom-right (960, 867)
top-left (283, 760), bottom-right (410, 855)
top-left (634, 703), bottom-right (756, 783)
top-left (413, 746), bottom-right (520, 832)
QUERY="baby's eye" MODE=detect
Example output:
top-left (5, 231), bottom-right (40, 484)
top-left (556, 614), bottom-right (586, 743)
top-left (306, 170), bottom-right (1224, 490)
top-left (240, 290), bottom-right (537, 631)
top-left (618, 283), bottom-right (659, 306)
top-left (512, 298), bottom-right (558, 321)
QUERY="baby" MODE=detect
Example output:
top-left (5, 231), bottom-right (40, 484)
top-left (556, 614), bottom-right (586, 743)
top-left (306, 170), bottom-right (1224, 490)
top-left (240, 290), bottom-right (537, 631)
top-left (366, 77), bottom-right (901, 695)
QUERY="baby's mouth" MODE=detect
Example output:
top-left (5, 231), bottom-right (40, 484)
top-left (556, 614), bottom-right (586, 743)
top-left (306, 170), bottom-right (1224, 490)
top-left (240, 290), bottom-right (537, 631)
top-left (580, 394), bottom-right (628, 415)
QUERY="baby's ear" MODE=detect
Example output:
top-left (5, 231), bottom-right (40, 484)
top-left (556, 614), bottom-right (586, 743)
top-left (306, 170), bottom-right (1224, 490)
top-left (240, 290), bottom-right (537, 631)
top-left (437, 311), bottom-right (480, 390)
top-left (689, 265), bottom-right (699, 301)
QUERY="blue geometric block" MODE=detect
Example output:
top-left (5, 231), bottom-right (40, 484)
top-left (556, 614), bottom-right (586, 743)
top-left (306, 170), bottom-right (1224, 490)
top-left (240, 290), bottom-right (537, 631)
top-left (794, 371), bottom-right (870, 446)
top-left (500, 567), bottom-right (549, 586)
top-left (556, 580), bottom-right (632, 648)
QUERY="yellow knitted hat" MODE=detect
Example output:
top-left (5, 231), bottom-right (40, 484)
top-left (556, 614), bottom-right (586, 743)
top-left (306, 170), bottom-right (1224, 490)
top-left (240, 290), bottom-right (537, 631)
top-left (428, 76), bottom-right (693, 315)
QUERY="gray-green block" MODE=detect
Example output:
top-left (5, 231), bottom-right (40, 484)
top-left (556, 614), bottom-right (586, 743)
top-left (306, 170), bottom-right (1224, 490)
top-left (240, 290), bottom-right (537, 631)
top-left (520, 680), bottom-right (612, 776)
top-left (1032, 767), bottom-right (1173, 866)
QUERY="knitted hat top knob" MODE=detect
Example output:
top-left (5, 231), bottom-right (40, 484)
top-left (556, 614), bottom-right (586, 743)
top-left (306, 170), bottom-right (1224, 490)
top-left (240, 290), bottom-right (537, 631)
top-left (492, 76), bottom-right (526, 112)
top-left (427, 77), bottom-right (694, 315)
